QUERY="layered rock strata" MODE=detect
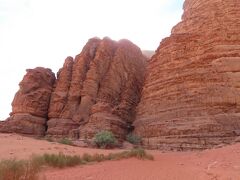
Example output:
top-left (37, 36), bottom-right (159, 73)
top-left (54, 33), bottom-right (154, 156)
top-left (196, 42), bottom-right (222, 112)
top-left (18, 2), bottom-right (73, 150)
top-left (46, 37), bottom-right (146, 138)
top-left (0, 67), bottom-right (55, 136)
top-left (134, 0), bottom-right (240, 150)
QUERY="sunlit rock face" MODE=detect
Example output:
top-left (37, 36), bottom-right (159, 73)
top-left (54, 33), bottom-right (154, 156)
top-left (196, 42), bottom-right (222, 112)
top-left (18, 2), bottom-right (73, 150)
top-left (0, 67), bottom-right (55, 136)
top-left (47, 37), bottom-right (147, 139)
top-left (134, 0), bottom-right (240, 150)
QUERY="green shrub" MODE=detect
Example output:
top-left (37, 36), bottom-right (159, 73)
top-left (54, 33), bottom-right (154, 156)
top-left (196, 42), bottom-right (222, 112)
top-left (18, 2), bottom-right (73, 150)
top-left (58, 138), bottom-right (73, 146)
top-left (126, 133), bottom-right (142, 145)
top-left (93, 131), bottom-right (117, 148)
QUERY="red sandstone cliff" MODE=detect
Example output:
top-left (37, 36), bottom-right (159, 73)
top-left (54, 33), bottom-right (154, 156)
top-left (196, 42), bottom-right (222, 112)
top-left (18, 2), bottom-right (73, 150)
top-left (47, 37), bottom-right (146, 139)
top-left (134, 0), bottom-right (240, 150)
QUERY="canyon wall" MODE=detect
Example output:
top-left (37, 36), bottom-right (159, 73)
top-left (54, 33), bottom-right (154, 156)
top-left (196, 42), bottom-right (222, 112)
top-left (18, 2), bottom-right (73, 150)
top-left (134, 0), bottom-right (240, 150)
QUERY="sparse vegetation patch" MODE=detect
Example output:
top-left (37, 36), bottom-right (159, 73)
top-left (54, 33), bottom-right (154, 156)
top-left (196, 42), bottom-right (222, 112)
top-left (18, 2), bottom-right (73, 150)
top-left (0, 148), bottom-right (153, 180)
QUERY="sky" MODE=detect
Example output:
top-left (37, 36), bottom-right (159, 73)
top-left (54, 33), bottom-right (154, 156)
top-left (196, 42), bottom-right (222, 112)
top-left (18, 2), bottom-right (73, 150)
top-left (0, 0), bottom-right (184, 120)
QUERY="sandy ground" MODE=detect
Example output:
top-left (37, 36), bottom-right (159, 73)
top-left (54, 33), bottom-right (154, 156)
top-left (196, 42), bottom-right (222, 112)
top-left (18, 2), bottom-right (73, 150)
top-left (1, 133), bottom-right (240, 180)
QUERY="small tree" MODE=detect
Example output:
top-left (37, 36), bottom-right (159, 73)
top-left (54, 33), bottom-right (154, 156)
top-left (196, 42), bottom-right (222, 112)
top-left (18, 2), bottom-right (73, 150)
top-left (94, 130), bottom-right (117, 149)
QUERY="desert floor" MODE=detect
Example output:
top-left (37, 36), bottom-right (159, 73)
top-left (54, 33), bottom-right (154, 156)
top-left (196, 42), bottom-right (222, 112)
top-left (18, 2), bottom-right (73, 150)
top-left (0, 133), bottom-right (240, 180)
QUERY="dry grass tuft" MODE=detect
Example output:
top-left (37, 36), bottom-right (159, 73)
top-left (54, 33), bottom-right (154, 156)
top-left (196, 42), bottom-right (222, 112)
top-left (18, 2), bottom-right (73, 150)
top-left (0, 148), bottom-right (153, 180)
top-left (0, 156), bottom-right (43, 180)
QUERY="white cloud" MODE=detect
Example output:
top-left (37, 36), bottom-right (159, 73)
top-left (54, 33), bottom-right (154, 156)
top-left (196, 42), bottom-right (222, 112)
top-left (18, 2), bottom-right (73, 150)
top-left (0, 0), bottom-right (183, 120)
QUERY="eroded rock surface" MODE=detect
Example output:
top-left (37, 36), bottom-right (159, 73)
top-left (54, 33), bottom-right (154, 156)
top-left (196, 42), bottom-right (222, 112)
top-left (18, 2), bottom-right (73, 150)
top-left (0, 38), bottom-right (146, 139)
top-left (134, 0), bottom-right (240, 150)
top-left (47, 37), bottom-right (146, 138)
top-left (0, 67), bottom-right (55, 136)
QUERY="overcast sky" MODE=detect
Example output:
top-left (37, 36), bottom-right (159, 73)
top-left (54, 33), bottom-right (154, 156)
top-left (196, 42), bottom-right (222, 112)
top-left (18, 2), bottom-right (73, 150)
top-left (0, 0), bottom-right (184, 120)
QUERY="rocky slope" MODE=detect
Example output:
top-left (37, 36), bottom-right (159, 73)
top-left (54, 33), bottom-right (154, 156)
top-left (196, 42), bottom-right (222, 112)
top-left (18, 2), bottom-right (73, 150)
top-left (0, 37), bottom-right (146, 140)
top-left (134, 0), bottom-right (240, 150)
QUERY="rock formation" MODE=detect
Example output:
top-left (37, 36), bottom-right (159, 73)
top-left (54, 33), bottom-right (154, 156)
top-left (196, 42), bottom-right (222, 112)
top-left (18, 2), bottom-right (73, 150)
top-left (0, 38), bottom-right (146, 139)
top-left (134, 0), bottom-right (240, 150)
top-left (0, 67), bottom-right (55, 136)
top-left (1, 0), bottom-right (239, 151)
top-left (47, 37), bottom-right (146, 139)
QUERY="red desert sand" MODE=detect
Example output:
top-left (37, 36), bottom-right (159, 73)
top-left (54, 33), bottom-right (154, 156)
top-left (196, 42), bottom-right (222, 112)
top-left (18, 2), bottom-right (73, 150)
top-left (1, 133), bottom-right (240, 180)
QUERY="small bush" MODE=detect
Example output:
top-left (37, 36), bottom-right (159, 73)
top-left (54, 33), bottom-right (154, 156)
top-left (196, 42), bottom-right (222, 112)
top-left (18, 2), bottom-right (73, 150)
top-left (126, 133), bottom-right (142, 145)
top-left (93, 131), bottom-right (117, 149)
top-left (58, 138), bottom-right (73, 146)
